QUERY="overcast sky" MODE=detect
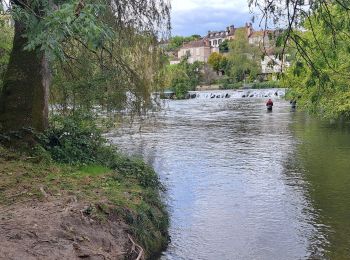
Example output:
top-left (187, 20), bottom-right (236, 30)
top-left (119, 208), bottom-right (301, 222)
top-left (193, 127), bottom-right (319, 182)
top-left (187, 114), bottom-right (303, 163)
top-left (171, 0), bottom-right (254, 36)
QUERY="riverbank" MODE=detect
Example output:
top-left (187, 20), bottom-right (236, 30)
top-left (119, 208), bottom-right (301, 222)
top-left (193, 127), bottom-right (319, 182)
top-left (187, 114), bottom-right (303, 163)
top-left (0, 144), bottom-right (169, 259)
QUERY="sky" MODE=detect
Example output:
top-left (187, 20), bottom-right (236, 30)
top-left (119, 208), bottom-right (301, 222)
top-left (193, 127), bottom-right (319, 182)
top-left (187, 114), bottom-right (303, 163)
top-left (171, 0), bottom-right (254, 37)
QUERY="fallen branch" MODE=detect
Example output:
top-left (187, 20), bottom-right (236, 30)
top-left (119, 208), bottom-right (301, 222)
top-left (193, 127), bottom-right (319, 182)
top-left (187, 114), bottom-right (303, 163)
top-left (127, 234), bottom-right (144, 260)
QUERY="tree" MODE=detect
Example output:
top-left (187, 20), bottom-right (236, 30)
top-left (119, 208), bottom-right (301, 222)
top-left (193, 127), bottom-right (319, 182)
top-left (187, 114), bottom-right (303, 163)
top-left (219, 40), bottom-right (229, 53)
top-left (165, 35), bottom-right (201, 51)
top-left (250, 0), bottom-right (350, 118)
top-left (282, 5), bottom-right (350, 119)
top-left (208, 52), bottom-right (224, 73)
top-left (0, 0), bottom-right (170, 133)
top-left (226, 28), bottom-right (260, 82)
top-left (166, 60), bottom-right (203, 98)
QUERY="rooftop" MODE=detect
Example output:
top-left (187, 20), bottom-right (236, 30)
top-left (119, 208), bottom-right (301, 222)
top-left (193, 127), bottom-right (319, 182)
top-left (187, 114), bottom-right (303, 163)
top-left (182, 39), bottom-right (209, 48)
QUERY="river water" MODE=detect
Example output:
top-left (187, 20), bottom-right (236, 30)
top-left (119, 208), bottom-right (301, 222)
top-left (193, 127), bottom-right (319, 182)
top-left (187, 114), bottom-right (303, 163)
top-left (108, 89), bottom-right (350, 260)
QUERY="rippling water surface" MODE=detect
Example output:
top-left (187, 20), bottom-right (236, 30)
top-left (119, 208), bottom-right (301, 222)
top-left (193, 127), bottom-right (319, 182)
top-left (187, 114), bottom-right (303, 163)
top-left (108, 91), bottom-right (350, 260)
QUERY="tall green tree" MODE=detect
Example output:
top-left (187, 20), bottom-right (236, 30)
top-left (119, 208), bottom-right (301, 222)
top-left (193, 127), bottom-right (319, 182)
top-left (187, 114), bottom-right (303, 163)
top-left (219, 40), bottom-right (229, 53)
top-left (208, 52), bottom-right (224, 72)
top-left (0, 0), bottom-right (170, 133)
top-left (249, 0), bottom-right (350, 118)
top-left (282, 4), bottom-right (350, 119)
top-left (166, 60), bottom-right (203, 98)
top-left (226, 28), bottom-right (260, 82)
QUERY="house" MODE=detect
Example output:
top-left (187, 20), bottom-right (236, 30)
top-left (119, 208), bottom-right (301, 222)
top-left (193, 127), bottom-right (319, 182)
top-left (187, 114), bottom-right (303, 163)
top-left (176, 22), bottom-right (290, 75)
top-left (177, 23), bottom-right (253, 64)
top-left (177, 39), bottom-right (211, 63)
top-left (206, 25), bottom-right (235, 50)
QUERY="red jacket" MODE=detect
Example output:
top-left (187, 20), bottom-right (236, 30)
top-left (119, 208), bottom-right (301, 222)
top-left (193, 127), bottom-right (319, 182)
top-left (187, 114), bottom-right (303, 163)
top-left (266, 100), bottom-right (273, 106)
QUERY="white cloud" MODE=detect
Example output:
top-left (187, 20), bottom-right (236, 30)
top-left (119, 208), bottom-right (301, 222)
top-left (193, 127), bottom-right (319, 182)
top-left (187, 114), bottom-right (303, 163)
top-left (170, 0), bottom-right (252, 36)
top-left (171, 0), bottom-right (249, 12)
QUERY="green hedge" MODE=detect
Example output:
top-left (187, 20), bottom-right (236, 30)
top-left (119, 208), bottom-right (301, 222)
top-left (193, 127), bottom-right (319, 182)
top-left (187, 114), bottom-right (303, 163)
top-left (220, 82), bottom-right (243, 90)
top-left (251, 81), bottom-right (280, 89)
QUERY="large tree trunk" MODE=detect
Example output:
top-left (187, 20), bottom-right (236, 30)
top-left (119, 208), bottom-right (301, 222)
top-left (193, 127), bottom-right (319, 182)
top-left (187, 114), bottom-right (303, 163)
top-left (0, 19), bottom-right (50, 133)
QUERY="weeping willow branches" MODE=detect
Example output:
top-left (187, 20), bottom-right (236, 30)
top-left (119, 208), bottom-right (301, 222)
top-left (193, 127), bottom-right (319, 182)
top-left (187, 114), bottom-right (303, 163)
top-left (249, 0), bottom-right (350, 75)
top-left (2, 0), bottom-right (171, 116)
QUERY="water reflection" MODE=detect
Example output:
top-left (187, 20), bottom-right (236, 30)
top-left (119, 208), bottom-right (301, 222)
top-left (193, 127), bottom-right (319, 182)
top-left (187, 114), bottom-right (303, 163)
top-left (291, 115), bottom-right (350, 259)
top-left (108, 96), bottom-right (350, 260)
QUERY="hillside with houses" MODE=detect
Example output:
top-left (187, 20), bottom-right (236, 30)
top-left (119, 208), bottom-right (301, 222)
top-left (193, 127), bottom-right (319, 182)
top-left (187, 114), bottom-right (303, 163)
top-left (161, 22), bottom-right (291, 98)
top-left (169, 23), bottom-right (289, 75)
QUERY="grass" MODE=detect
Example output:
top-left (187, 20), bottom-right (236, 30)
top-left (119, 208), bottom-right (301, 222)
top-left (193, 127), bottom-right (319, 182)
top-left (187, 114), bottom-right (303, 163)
top-left (0, 144), bottom-right (169, 258)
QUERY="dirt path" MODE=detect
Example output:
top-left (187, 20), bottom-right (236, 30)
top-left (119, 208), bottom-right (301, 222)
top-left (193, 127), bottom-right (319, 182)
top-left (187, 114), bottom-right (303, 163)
top-left (0, 197), bottom-right (133, 260)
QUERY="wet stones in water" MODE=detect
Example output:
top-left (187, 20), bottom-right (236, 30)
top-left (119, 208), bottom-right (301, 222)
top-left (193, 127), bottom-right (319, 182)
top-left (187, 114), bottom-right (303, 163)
top-left (242, 95), bottom-right (246, 98)
top-left (190, 94), bottom-right (197, 99)
top-left (225, 94), bottom-right (230, 98)
top-left (210, 94), bottom-right (215, 99)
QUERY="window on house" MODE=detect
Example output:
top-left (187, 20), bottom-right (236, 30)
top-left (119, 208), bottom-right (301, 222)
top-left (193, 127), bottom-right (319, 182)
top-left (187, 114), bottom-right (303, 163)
top-left (214, 40), bottom-right (217, 45)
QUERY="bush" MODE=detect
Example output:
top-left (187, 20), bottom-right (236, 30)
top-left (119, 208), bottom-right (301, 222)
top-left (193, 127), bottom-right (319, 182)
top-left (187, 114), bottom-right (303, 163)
top-left (221, 82), bottom-right (243, 90)
top-left (37, 112), bottom-right (163, 190)
top-left (38, 112), bottom-right (115, 165)
top-left (251, 81), bottom-right (280, 89)
top-left (110, 156), bottom-right (162, 189)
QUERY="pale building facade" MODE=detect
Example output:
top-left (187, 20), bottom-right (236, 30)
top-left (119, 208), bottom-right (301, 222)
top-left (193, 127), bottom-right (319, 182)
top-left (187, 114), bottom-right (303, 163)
top-left (176, 23), bottom-right (289, 74)
top-left (261, 55), bottom-right (290, 74)
top-left (177, 24), bottom-right (251, 64)
top-left (207, 25), bottom-right (235, 48)
top-left (177, 39), bottom-right (211, 63)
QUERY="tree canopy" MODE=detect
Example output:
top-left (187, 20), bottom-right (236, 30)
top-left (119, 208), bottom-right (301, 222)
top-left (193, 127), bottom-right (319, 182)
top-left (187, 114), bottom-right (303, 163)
top-left (208, 52), bottom-right (226, 73)
top-left (249, 0), bottom-right (350, 118)
top-left (166, 60), bottom-right (203, 98)
top-left (0, 0), bottom-right (171, 132)
top-left (282, 4), bottom-right (350, 119)
top-left (165, 35), bottom-right (201, 51)
top-left (226, 28), bottom-right (260, 82)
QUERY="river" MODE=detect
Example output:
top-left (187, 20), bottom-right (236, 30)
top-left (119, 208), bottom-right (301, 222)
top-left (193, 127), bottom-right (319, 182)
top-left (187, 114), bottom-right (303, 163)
top-left (108, 89), bottom-right (350, 260)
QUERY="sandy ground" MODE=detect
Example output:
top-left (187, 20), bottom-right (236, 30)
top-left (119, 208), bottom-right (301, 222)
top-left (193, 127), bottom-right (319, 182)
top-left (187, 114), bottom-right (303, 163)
top-left (0, 197), bottom-right (136, 260)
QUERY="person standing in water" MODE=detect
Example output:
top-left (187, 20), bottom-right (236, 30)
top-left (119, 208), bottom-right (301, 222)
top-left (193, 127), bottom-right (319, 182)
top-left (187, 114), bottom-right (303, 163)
top-left (290, 100), bottom-right (297, 109)
top-left (266, 99), bottom-right (274, 111)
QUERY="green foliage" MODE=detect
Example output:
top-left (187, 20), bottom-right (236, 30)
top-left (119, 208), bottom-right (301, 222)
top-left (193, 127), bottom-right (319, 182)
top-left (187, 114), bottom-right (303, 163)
top-left (208, 52), bottom-right (227, 72)
top-left (0, 15), bottom-right (13, 91)
top-left (220, 82), bottom-right (243, 90)
top-left (251, 81), bottom-right (280, 89)
top-left (226, 28), bottom-right (261, 82)
top-left (38, 112), bottom-right (111, 165)
top-left (166, 60), bottom-right (203, 98)
top-left (11, 2), bottom-right (110, 59)
top-left (111, 156), bottom-right (162, 190)
top-left (282, 4), bottom-right (350, 119)
top-left (3, 0), bottom-right (170, 119)
top-left (165, 35), bottom-right (201, 51)
top-left (219, 40), bottom-right (229, 53)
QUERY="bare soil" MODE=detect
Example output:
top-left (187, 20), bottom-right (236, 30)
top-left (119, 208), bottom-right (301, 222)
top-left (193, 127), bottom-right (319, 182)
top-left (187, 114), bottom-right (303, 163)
top-left (0, 197), bottom-right (137, 260)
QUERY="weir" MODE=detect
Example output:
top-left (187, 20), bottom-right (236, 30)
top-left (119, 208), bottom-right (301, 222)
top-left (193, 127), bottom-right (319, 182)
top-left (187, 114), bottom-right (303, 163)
top-left (187, 88), bottom-right (286, 99)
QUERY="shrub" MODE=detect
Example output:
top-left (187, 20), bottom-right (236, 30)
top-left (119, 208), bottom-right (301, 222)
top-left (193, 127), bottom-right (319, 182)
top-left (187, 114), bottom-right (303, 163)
top-left (251, 81), bottom-right (280, 89)
top-left (38, 112), bottom-right (115, 165)
top-left (221, 82), bottom-right (243, 90)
